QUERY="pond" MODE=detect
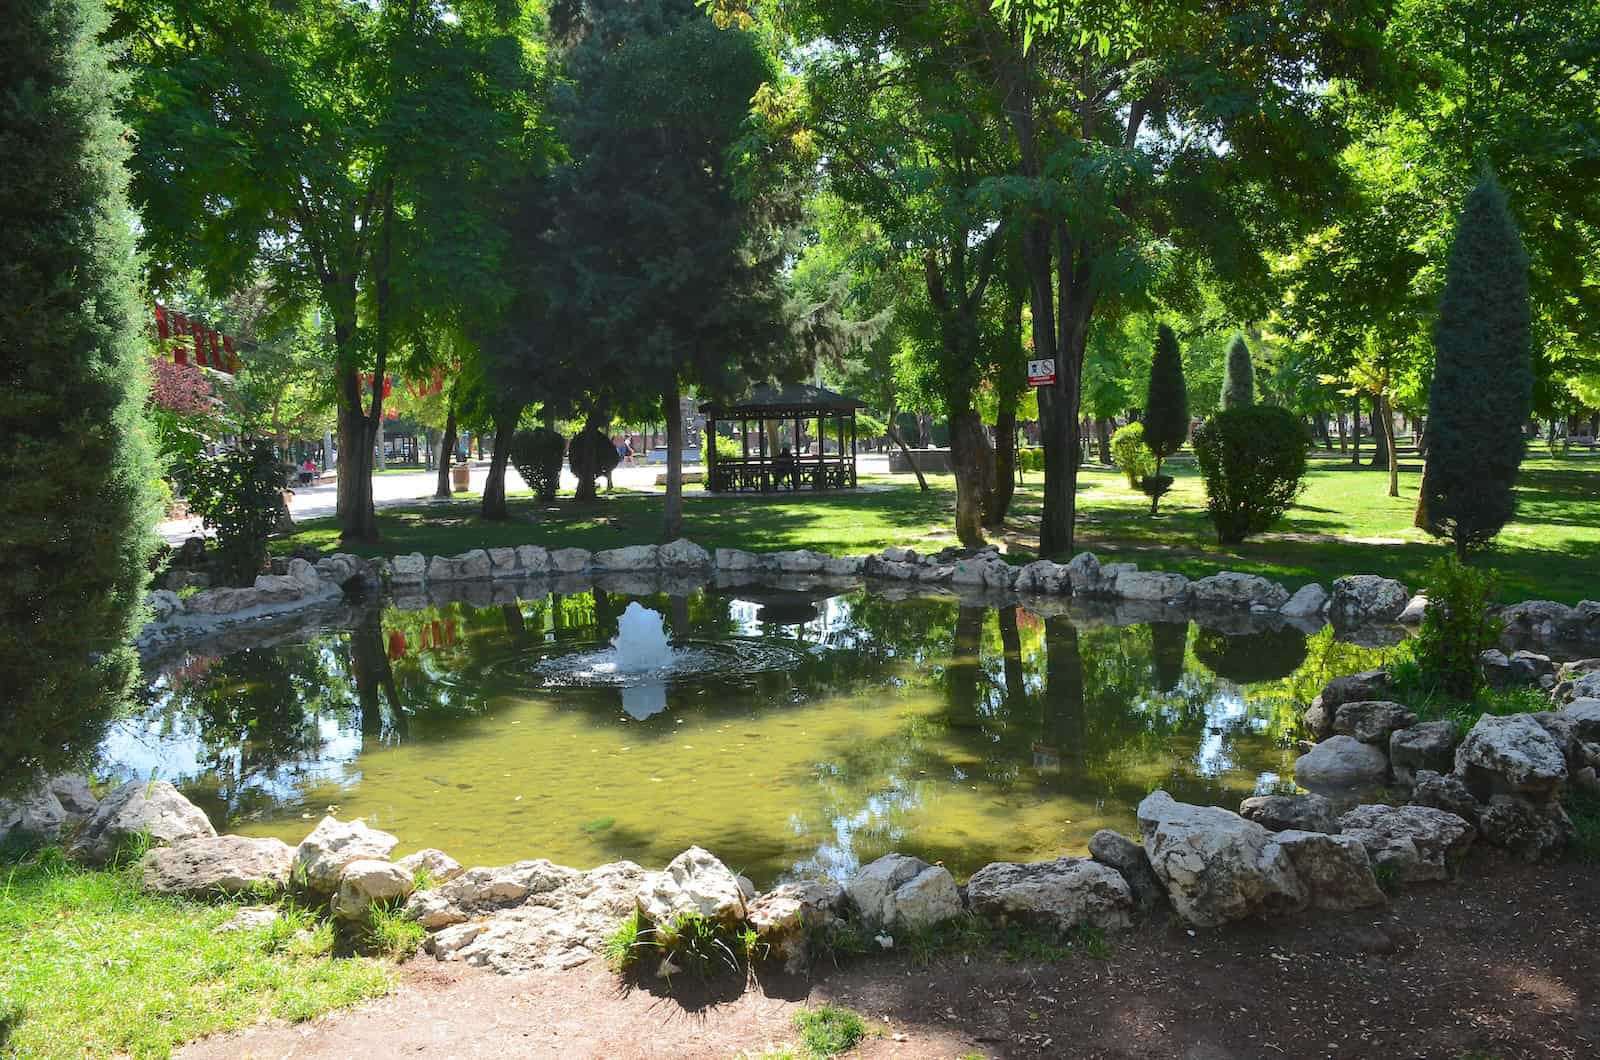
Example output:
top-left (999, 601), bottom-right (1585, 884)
top-left (109, 580), bottom-right (1390, 887)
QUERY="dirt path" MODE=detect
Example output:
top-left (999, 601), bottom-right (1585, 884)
top-left (182, 854), bottom-right (1598, 1060)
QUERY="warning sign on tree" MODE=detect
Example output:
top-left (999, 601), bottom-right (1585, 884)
top-left (1027, 358), bottom-right (1056, 388)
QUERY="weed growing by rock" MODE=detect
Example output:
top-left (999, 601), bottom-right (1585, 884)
top-left (793, 1005), bottom-right (867, 1056)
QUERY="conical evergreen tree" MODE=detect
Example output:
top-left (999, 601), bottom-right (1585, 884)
top-left (1420, 169), bottom-right (1532, 559)
top-left (1221, 334), bottom-right (1255, 409)
top-left (1, 0), bottom-right (158, 796)
top-left (1142, 323), bottom-right (1190, 513)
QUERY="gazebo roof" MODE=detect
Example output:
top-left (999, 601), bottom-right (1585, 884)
top-left (699, 383), bottom-right (866, 417)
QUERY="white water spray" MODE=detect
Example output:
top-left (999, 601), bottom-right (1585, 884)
top-left (611, 602), bottom-right (674, 673)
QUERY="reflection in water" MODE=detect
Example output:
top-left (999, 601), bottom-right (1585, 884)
top-left (112, 586), bottom-right (1392, 885)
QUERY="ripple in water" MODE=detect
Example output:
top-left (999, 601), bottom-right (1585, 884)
top-left (529, 639), bottom-right (807, 689)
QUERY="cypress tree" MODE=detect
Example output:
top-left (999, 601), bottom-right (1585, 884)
top-left (0, 0), bottom-right (158, 796)
top-left (1141, 324), bottom-right (1190, 514)
top-left (1420, 170), bottom-right (1532, 559)
top-left (1221, 334), bottom-right (1255, 409)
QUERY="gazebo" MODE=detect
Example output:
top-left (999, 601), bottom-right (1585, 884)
top-left (700, 384), bottom-right (865, 493)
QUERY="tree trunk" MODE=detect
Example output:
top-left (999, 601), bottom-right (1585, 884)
top-left (998, 605), bottom-right (1024, 705)
top-left (887, 398), bottom-right (929, 492)
top-left (985, 403), bottom-right (1018, 529)
top-left (335, 369), bottom-right (379, 542)
top-left (1380, 394), bottom-right (1399, 497)
top-left (917, 413), bottom-right (932, 448)
top-left (1368, 395), bottom-right (1388, 469)
top-left (574, 406), bottom-right (610, 502)
top-left (1335, 409), bottom-right (1347, 453)
top-left (948, 408), bottom-right (989, 548)
top-left (1350, 397), bottom-right (1361, 466)
top-left (1096, 417), bottom-right (1112, 464)
top-left (435, 386), bottom-right (457, 499)
top-left (662, 380), bottom-right (684, 541)
top-left (481, 404), bottom-right (520, 520)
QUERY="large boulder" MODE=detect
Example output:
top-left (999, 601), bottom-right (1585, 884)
top-left (1390, 721), bottom-right (1459, 785)
top-left (773, 549), bottom-right (829, 574)
top-left (1269, 830), bottom-right (1386, 912)
top-left (0, 786), bottom-right (69, 845)
top-left (516, 545), bottom-right (550, 573)
top-left (1064, 553), bottom-right (1111, 596)
top-left (487, 547), bottom-right (521, 578)
top-left (1553, 672), bottom-right (1600, 706)
top-left (966, 857), bottom-right (1132, 932)
top-left (1409, 770), bottom-right (1481, 823)
top-left (1328, 575), bottom-right (1410, 628)
top-left (658, 538), bottom-right (712, 569)
top-left (334, 859), bottom-right (415, 920)
top-left (1189, 572), bottom-right (1290, 611)
top-left (747, 879), bottom-right (847, 974)
top-left (453, 550), bottom-right (492, 580)
top-left (397, 848), bottom-right (464, 886)
top-left (1332, 701), bottom-right (1417, 746)
top-left (1087, 829), bottom-right (1165, 912)
top-left (390, 552), bottom-right (427, 585)
top-left (293, 816), bottom-right (400, 895)
top-left (1112, 569), bottom-right (1191, 603)
top-left (1303, 669), bottom-right (1392, 739)
top-left (1498, 600), bottom-right (1574, 647)
top-left (71, 780), bottom-right (216, 865)
top-left (593, 544), bottom-right (659, 571)
top-left (1557, 699), bottom-right (1600, 743)
top-left (1135, 791), bottom-right (1304, 927)
top-left (1453, 713), bottom-right (1568, 802)
top-left (1280, 583), bottom-right (1330, 620)
top-left (549, 547), bottom-right (592, 574)
top-left (48, 774), bottom-right (97, 817)
top-left (1294, 736), bottom-right (1390, 790)
top-left (635, 846), bottom-right (749, 926)
top-left (951, 551), bottom-right (1016, 590)
top-left (846, 854), bottom-right (962, 932)
top-left (823, 555), bottom-right (866, 577)
top-left (1238, 793), bottom-right (1337, 834)
top-left (715, 548), bottom-right (768, 572)
top-left (1015, 560), bottom-right (1073, 595)
top-left (1476, 795), bottom-right (1574, 862)
top-left (406, 859), bottom-right (584, 929)
top-left (141, 835), bottom-right (294, 896)
top-left (1337, 804), bottom-right (1474, 884)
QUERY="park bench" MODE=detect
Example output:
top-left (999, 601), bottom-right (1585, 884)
top-left (655, 471), bottom-right (705, 486)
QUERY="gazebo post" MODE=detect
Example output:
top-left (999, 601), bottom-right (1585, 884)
top-left (706, 412), bottom-right (718, 490)
top-left (849, 411), bottom-right (857, 487)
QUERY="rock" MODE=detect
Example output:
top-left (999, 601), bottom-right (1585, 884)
top-left (771, 549), bottom-right (827, 573)
top-left (1477, 795), bottom-right (1574, 862)
top-left (594, 544), bottom-right (660, 571)
top-left (183, 587), bottom-right (264, 615)
top-left (48, 774), bottom-right (97, 816)
top-left (1454, 713), bottom-right (1567, 801)
top-left (1015, 560), bottom-right (1073, 595)
top-left (251, 572), bottom-right (308, 602)
top-left (1304, 669), bottom-right (1392, 739)
top-left (390, 552), bottom-right (427, 585)
top-left (487, 547), bottom-right (520, 578)
top-left (1332, 700), bottom-right (1417, 745)
top-left (1553, 672), bottom-right (1600, 705)
top-left (1135, 791), bottom-right (1304, 927)
top-left (1498, 600), bottom-right (1574, 645)
top-left (1065, 552), bottom-right (1110, 596)
top-left (714, 547), bottom-right (767, 572)
top-left (1269, 830), bottom-right (1386, 912)
top-left (515, 545), bottom-right (549, 573)
top-left (1294, 736), bottom-right (1390, 790)
top-left (1409, 770), bottom-right (1480, 823)
top-left (0, 786), bottom-right (68, 844)
top-left (426, 555), bottom-right (458, 582)
top-left (1189, 572), bottom-right (1289, 610)
top-left (549, 547), bottom-right (591, 574)
top-left (396, 848), bottom-right (463, 886)
top-left (332, 859), bottom-right (414, 919)
top-left (1337, 804), bottom-right (1474, 884)
top-left (1397, 593), bottom-right (1430, 625)
top-left (967, 857), bottom-right (1132, 932)
top-left (1478, 649), bottom-right (1516, 688)
top-left (71, 780), bottom-right (216, 865)
top-left (1238, 793), bottom-right (1337, 834)
top-left (1280, 582), bottom-right (1330, 619)
top-left (1510, 651), bottom-right (1556, 688)
top-left (1389, 721), bottom-right (1459, 785)
top-left (823, 555), bottom-right (865, 576)
top-left (453, 550), bottom-right (491, 579)
top-left (747, 879), bottom-right (846, 973)
top-left (218, 906), bottom-right (281, 933)
top-left (1557, 699), bottom-right (1600, 743)
top-left (406, 859), bottom-right (582, 928)
top-left (287, 557), bottom-right (323, 593)
top-left (148, 588), bottom-right (183, 620)
top-left (880, 546), bottom-right (917, 563)
top-left (846, 854), bottom-right (962, 932)
top-left (141, 835), bottom-right (294, 896)
top-left (916, 564), bottom-right (954, 583)
top-left (293, 816), bottom-right (400, 895)
top-left (951, 551), bottom-right (1016, 589)
top-left (1329, 575), bottom-right (1410, 628)
top-left (1087, 829), bottom-right (1165, 911)
top-left (636, 846), bottom-right (749, 926)
top-left (1112, 568), bottom-right (1191, 603)
top-left (658, 538), bottom-right (711, 569)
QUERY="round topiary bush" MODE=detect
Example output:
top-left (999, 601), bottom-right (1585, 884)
top-left (567, 427), bottom-right (620, 500)
top-left (1192, 406), bottom-right (1310, 543)
top-left (510, 427), bottom-right (566, 502)
top-left (1110, 423), bottom-right (1155, 488)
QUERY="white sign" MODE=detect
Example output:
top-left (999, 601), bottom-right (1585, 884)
top-left (1027, 358), bottom-right (1056, 388)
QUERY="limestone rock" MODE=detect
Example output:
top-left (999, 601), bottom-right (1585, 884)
top-left (1113, 568), bottom-right (1191, 603)
top-left (1015, 560), bottom-right (1073, 595)
top-left (0, 786), bottom-right (68, 844)
top-left (1280, 583), bottom-right (1329, 620)
top-left (1498, 599), bottom-right (1574, 646)
top-left (1477, 795), bottom-right (1574, 862)
top-left (1338, 804), bottom-right (1474, 884)
top-left (141, 834), bottom-right (293, 896)
top-left (455, 550), bottom-right (492, 580)
top-left (1510, 651), bottom-right (1556, 688)
top-left (823, 555), bottom-right (866, 576)
top-left (397, 848), bottom-right (464, 886)
top-left (772, 549), bottom-right (828, 573)
top-left (488, 547), bottom-right (520, 578)
top-left (715, 548), bottom-right (767, 572)
top-left (594, 544), bottom-right (659, 571)
top-left (148, 588), bottom-right (183, 620)
top-left (293, 816), bottom-right (400, 895)
top-left (426, 555), bottom-right (458, 582)
top-left (1269, 830), bottom-right (1386, 912)
top-left (636, 846), bottom-right (748, 926)
top-left (967, 857), bottom-right (1132, 933)
top-left (71, 780), bottom-right (215, 865)
top-left (1238, 793), bottom-right (1337, 834)
top-left (1304, 669), bottom-right (1392, 739)
top-left (252, 572), bottom-right (308, 602)
top-left (1409, 770), bottom-right (1481, 823)
top-left (549, 547), bottom-right (591, 573)
top-left (1390, 721), bottom-right (1459, 785)
top-left (515, 545), bottom-right (550, 573)
top-left (1332, 700), bottom-right (1417, 745)
top-left (391, 552), bottom-right (427, 585)
top-left (332, 859), bottom-right (414, 919)
top-left (1553, 672), bottom-right (1600, 705)
top-left (1454, 713), bottom-right (1568, 801)
top-left (406, 859), bottom-right (582, 928)
top-left (1135, 791), bottom-right (1304, 927)
top-left (747, 879), bottom-right (846, 973)
top-left (1294, 736), bottom-right (1389, 790)
top-left (880, 546), bottom-right (917, 563)
top-left (951, 551), bottom-right (1016, 589)
top-left (659, 538), bottom-right (712, 569)
top-left (1397, 594), bottom-right (1430, 626)
top-left (218, 906), bottom-right (281, 933)
top-left (184, 587), bottom-right (265, 615)
top-left (1087, 829), bottom-right (1165, 912)
top-left (48, 774), bottom-right (97, 816)
top-left (1189, 572), bottom-right (1289, 610)
top-left (1329, 575), bottom-right (1410, 628)
top-left (1557, 698), bottom-right (1600, 743)
top-left (1065, 552), bottom-right (1110, 596)
top-left (846, 854), bottom-right (962, 932)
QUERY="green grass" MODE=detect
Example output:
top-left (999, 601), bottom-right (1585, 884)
top-left (274, 452), bottom-right (1600, 604)
top-left (364, 901), bottom-right (426, 961)
top-left (0, 849), bottom-right (391, 1058)
top-left (792, 1005), bottom-right (867, 1057)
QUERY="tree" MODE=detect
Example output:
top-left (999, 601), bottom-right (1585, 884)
top-left (1221, 335), bottom-right (1255, 410)
top-left (1193, 406), bottom-right (1310, 543)
top-left (1, 0), bottom-right (158, 795)
top-left (1142, 324), bottom-right (1189, 514)
top-left (1418, 170), bottom-right (1532, 559)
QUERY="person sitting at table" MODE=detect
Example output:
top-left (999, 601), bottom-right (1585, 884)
top-left (775, 445), bottom-right (797, 489)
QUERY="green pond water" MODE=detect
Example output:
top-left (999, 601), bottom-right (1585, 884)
top-left (113, 584), bottom-right (1389, 886)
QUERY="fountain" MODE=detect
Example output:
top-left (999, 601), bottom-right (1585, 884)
top-left (612, 602), bottom-right (674, 672)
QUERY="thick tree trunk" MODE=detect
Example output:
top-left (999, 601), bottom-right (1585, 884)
top-left (435, 391), bottom-right (457, 499)
top-left (574, 406), bottom-right (610, 502)
top-left (1096, 417), bottom-right (1112, 464)
top-left (481, 405), bottom-right (519, 520)
top-left (662, 380), bottom-right (684, 541)
top-left (986, 403), bottom-right (1018, 529)
top-left (1335, 409), bottom-right (1347, 453)
top-left (949, 408), bottom-right (989, 548)
top-left (335, 371), bottom-right (379, 542)
top-left (1369, 395), bottom-right (1388, 470)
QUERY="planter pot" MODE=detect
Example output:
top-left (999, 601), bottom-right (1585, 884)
top-left (451, 463), bottom-right (472, 492)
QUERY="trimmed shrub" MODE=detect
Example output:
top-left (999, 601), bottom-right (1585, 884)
top-left (510, 427), bottom-right (565, 502)
top-left (566, 427), bottom-right (619, 498)
top-left (1017, 447), bottom-right (1045, 474)
top-left (179, 441), bottom-right (286, 585)
top-left (1221, 334), bottom-right (1255, 410)
top-left (1413, 556), bottom-right (1502, 700)
top-left (1192, 406), bottom-right (1309, 543)
top-left (1109, 423), bottom-right (1155, 488)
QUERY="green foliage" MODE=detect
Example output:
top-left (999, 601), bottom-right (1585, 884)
top-left (793, 1005), bottom-right (866, 1057)
top-left (1017, 447), bottom-right (1046, 474)
top-left (605, 906), bottom-right (762, 984)
top-left (1421, 170), bottom-right (1534, 558)
top-left (1110, 423), bottom-right (1156, 488)
top-left (1412, 557), bottom-right (1503, 700)
top-left (602, 907), bottom-right (646, 971)
top-left (1192, 406), bottom-right (1310, 543)
top-left (567, 427), bottom-right (620, 497)
top-left (1, 0), bottom-right (159, 799)
top-left (180, 441), bottom-right (285, 584)
top-left (510, 427), bottom-right (566, 503)
top-left (364, 901), bottom-right (425, 961)
top-left (1143, 325), bottom-right (1190, 462)
top-left (1221, 335), bottom-right (1255, 410)
top-left (1193, 626), bottom-right (1309, 685)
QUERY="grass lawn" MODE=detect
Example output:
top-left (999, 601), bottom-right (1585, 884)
top-left (0, 849), bottom-right (391, 1058)
top-left (273, 450), bottom-right (1600, 604)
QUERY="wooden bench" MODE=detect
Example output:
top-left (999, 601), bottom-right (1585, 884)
top-left (655, 471), bottom-right (705, 486)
